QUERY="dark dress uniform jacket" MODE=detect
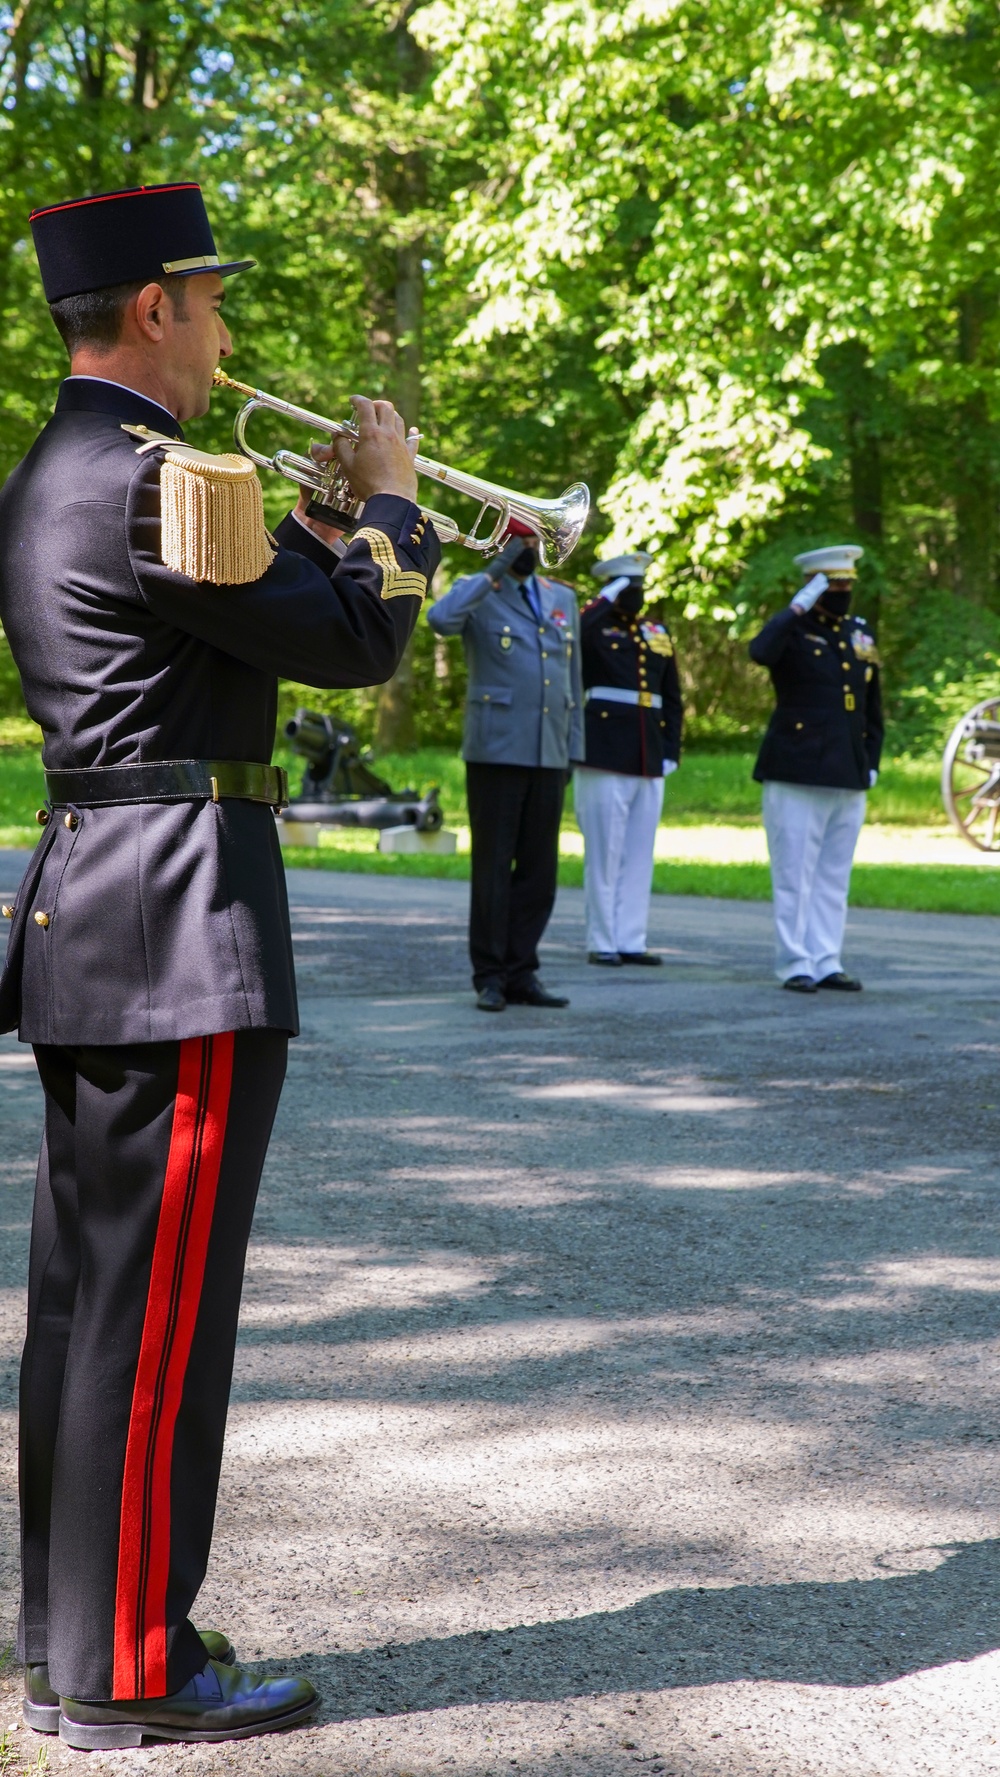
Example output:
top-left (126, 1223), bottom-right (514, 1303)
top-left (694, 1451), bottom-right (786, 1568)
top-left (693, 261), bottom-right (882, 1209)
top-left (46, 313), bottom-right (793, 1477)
top-left (580, 599), bottom-right (683, 775)
top-left (749, 605), bottom-right (883, 791)
top-left (0, 377), bottom-right (439, 1045)
top-left (428, 569), bottom-right (584, 767)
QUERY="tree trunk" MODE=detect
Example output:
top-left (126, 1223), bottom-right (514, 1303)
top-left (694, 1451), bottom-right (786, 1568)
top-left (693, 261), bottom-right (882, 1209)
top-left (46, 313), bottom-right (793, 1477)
top-left (955, 285), bottom-right (996, 605)
top-left (845, 349), bottom-right (883, 629)
top-left (374, 5), bottom-right (427, 754)
top-left (820, 338), bottom-right (885, 625)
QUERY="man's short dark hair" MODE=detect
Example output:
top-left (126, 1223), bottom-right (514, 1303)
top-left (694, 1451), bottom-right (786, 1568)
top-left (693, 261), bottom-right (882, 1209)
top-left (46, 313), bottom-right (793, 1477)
top-left (49, 275), bottom-right (189, 354)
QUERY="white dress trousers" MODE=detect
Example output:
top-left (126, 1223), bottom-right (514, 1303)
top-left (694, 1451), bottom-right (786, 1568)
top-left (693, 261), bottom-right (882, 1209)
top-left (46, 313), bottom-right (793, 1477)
top-left (574, 767), bottom-right (665, 955)
top-left (761, 780), bottom-right (867, 982)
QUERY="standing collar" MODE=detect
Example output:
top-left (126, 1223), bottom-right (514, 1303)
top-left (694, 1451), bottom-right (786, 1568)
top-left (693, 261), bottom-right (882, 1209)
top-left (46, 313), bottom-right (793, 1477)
top-left (56, 376), bottom-right (184, 440)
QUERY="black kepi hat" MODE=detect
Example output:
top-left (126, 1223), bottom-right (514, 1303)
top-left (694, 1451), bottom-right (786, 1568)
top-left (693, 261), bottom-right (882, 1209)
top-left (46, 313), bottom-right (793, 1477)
top-left (29, 182), bottom-right (255, 303)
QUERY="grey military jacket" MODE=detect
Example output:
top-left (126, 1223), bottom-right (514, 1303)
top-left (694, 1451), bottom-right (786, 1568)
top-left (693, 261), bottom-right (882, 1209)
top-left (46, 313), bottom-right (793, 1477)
top-left (428, 570), bottom-right (584, 768)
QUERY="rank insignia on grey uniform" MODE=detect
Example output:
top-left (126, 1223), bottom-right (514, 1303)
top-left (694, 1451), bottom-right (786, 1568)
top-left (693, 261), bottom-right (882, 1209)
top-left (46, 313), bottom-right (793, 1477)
top-left (501, 635), bottom-right (512, 650)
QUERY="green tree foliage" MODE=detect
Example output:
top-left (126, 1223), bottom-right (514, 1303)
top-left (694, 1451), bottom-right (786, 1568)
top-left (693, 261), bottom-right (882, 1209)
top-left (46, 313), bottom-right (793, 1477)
top-left (420, 0), bottom-right (1000, 741)
top-left (0, 0), bottom-right (998, 755)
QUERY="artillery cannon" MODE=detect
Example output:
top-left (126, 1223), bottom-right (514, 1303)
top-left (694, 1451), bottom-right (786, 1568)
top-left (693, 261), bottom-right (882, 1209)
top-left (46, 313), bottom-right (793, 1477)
top-left (281, 708), bottom-right (443, 832)
top-left (941, 696), bottom-right (1000, 851)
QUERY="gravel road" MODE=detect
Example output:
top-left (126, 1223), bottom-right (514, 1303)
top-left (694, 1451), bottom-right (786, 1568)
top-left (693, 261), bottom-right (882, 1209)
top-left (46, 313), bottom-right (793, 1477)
top-left (2, 855), bottom-right (999, 1776)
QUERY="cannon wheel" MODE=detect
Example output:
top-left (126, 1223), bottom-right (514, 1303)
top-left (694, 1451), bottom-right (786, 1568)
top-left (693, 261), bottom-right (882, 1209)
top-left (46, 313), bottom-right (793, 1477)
top-left (941, 696), bottom-right (1000, 851)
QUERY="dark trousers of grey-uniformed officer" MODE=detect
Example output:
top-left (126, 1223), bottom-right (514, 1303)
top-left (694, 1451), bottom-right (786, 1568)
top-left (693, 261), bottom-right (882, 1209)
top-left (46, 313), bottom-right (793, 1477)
top-left (428, 534), bottom-right (584, 1011)
top-left (0, 180), bottom-right (439, 1750)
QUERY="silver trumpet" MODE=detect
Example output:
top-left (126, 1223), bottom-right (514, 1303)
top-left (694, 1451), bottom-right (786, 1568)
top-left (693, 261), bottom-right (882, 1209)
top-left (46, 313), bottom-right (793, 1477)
top-left (212, 369), bottom-right (590, 570)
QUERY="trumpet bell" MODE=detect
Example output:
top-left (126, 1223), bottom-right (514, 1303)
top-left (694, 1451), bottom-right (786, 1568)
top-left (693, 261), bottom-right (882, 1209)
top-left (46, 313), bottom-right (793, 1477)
top-left (529, 481), bottom-right (591, 572)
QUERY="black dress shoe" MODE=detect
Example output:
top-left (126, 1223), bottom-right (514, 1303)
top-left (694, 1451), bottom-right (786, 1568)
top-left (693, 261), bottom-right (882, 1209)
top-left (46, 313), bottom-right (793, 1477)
top-left (588, 951), bottom-right (622, 966)
top-left (506, 979), bottom-right (569, 1007)
top-left (59, 1659), bottom-right (318, 1750)
top-left (782, 974), bottom-right (818, 993)
top-left (476, 982), bottom-right (506, 1012)
top-left (24, 1632), bottom-right (237, 1735)
top-left (618, 951), bottom-right (663, 966)
top-left (817, 970), bottom-right (863, 991)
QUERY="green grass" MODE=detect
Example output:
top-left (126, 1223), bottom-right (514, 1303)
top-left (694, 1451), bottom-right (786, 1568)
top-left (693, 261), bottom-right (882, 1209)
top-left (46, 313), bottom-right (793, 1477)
top-left (1, 740), bottom-right (948, 840)
top-left (278, 845), bottom-right (998, 916)
top-left (4, 739), bottom-right (995, 916)
top-left (288, 746), bottom-right (945, 830)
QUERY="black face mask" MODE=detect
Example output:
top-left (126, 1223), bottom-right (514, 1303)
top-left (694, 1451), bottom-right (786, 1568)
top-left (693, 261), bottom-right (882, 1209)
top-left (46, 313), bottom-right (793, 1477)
top-left (614, 579), bottom-right (645, 618)
top-left (511, 547), bottom-right (537, 580)
top-left (820, 589), bottom-right (851, 618)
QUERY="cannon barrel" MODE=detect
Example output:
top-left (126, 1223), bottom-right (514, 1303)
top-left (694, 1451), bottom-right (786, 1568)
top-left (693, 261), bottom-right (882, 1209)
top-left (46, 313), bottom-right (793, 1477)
top-left (284, 710), bottom-right (338, 768)
top-left (280, 706), bottom-right (442, 831)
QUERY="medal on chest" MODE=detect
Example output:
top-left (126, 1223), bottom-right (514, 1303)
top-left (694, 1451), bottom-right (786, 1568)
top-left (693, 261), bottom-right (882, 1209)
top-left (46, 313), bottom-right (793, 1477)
top-left (640, 621), bottom-right (674, 657)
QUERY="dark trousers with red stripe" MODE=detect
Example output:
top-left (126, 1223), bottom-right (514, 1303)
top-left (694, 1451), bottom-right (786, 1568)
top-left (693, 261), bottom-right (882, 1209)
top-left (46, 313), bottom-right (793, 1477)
top-left (17, 1029), bottom-right (287, 1702)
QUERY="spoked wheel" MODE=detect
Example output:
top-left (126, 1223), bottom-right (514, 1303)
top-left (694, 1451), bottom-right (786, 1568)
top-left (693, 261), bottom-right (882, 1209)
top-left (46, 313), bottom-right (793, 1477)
top-left (941, 696), bottom-right (1000, 851)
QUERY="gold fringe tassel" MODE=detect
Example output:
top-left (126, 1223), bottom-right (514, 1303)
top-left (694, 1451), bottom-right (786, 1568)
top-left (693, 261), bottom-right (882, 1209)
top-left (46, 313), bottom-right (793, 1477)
top-left (160, 448), bottom-right (277, 585)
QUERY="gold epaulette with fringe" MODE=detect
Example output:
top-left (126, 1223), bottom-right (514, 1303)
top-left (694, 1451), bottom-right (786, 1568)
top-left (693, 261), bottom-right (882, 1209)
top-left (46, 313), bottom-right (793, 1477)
top-left (123, 425), bottom-right (277, 585)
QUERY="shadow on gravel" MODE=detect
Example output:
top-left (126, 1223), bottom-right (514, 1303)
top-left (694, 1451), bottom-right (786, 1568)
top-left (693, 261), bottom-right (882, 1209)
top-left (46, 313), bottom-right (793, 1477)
top-left (276, 1539), bottom-right (1000, 1718)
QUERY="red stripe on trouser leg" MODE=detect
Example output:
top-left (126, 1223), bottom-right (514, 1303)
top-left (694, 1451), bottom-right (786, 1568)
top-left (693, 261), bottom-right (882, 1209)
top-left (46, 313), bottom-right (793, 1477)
top-left (112, 1032), bottom-right (235, 1699)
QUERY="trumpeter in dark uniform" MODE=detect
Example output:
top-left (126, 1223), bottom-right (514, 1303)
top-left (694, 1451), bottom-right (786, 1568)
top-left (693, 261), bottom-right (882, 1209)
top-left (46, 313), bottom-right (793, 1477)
top-left (0, 182), bottom-right (439, 1747)
top-left (749, 545), bottom-right (883, 993)
top-left (428, 524), bottom-right (583, 1011)
top-left (574, 553), bottom-right (683, 964)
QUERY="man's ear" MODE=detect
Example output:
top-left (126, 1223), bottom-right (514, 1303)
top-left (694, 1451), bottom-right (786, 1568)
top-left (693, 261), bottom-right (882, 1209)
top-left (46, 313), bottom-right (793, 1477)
top-left (134, 282), bottom-right (169, 342)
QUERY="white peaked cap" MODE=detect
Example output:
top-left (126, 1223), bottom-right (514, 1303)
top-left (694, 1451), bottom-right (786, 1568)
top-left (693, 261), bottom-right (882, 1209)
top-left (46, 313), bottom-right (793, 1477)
top-left (593, 552), bottom-right (653, 580)
top-left (793, 545), bottom-right (864, 578)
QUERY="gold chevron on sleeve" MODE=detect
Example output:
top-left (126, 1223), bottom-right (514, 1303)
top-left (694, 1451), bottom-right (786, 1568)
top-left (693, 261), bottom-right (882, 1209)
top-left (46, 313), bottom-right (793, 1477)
top-left (352, 525), bottom-right (427, 601)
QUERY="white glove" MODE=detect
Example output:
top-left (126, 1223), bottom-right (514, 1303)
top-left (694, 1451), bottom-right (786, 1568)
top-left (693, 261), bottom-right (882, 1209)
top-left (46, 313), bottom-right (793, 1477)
top-left (662, 759), bottom-right (678, 777)
top-left (599, 575), bottom-right (631, 602)
top-left (869, 768), bottom-right (878, 788)
top-left (791, 571), bottom-right (828, 614)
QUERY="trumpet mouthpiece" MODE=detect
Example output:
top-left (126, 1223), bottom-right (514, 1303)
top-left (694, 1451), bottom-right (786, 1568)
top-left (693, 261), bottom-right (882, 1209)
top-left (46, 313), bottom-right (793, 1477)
top-left (212, 368), bottom-right (257, 398)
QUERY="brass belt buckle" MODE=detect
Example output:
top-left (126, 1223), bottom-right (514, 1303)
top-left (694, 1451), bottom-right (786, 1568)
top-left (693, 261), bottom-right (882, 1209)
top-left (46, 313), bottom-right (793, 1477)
top-left (638, 690), bottom-right (652, 709)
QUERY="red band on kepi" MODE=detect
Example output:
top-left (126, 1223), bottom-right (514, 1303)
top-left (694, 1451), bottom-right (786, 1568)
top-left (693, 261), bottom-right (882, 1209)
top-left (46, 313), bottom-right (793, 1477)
top-left (30, 182), bottom-right (255, 303)
top-left (506, 517), bottom-right (535, 539)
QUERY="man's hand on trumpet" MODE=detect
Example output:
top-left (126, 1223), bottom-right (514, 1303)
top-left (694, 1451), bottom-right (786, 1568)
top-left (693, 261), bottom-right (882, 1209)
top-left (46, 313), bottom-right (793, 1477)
top-left (294, 396), bottom-right (420, 540)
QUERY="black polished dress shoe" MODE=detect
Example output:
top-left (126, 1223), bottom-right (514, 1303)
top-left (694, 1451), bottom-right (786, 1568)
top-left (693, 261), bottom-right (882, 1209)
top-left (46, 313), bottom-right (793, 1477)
top-left (24, 1632), bottom-right (237, 1735)
top-left (587, 951), bottom-right (622, 966)
top-left (59, 1659), bottom-right (318, 1750)
top-left (817, 970), bottom-right (863, 991)
top-left (618, 951), bottom-right (663, 966)
top-left (507, 980), bottom-right (571, 1009)
top-left (505, 979), bottom-right (569, 1007)
top-left (782, 974), bottom-right (818, 993)
top-left (476, 982), bottom-right (506, 1012)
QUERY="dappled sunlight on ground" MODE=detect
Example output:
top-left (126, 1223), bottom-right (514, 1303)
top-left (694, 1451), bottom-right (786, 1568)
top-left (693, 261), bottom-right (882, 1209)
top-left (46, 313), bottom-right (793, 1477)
top-left (3, 866), bottom-right (1000, 1771)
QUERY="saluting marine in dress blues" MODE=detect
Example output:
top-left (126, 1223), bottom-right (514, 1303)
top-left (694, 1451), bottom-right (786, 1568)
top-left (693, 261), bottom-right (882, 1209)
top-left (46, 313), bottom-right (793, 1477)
top-left (749, 545), bottom-right (883, 993)
top-left (574, 552), bottom-right (683, 965)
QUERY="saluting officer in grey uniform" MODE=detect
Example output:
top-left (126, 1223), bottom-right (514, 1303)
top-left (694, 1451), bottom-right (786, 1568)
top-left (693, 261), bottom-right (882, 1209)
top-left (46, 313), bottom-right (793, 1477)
top-left (749, 545), bottom-right (883, 993)
top-left (428, 525), bottom-right (583, 1011)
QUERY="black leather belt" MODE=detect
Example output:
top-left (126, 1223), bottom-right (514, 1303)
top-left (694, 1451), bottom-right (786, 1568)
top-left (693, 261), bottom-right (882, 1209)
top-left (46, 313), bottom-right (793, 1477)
top-left (43, 760), bottom-right (289, 810)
